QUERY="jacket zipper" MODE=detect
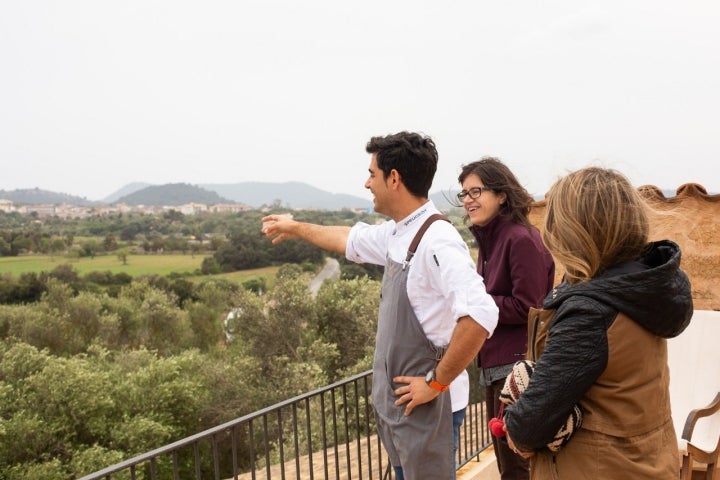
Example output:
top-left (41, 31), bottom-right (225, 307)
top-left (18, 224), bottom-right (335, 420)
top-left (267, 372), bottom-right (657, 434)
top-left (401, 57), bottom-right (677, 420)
top-left (479, 233), bottom-right (488, 278)
top-left (529, 311), bottom-right (540, 362)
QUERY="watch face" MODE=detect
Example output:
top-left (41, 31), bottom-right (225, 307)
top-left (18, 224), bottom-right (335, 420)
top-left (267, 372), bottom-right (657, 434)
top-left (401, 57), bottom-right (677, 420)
top-left (425, 370), bottom-right (434, 383)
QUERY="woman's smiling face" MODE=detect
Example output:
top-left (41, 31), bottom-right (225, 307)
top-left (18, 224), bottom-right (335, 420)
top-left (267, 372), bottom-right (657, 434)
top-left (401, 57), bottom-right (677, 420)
top-left (461, 173), bottom-right (506, 227)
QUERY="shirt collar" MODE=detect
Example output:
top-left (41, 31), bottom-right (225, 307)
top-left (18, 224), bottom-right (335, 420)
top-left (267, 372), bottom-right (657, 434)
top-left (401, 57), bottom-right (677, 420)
top-left (393, 200), bottom-right (439, 236)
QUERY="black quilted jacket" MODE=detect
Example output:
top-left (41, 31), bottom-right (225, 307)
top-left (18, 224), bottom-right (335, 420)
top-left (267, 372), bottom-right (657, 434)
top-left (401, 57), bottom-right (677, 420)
top-left (504, 240), bottom-right (693, 450)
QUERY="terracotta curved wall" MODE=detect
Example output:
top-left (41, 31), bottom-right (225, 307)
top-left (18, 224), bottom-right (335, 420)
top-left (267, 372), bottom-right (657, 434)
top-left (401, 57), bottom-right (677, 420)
top-left (528, 183), bottom-right (720, 311)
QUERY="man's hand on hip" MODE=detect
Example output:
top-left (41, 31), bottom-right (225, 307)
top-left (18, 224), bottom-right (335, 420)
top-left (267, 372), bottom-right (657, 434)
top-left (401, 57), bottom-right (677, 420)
top-left (393, 376), bottom-right (440, 416)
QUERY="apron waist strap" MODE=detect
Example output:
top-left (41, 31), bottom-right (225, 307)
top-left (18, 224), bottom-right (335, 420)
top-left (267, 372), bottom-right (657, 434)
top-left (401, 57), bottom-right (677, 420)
top-left (434, 345), bottom-right (448, 361)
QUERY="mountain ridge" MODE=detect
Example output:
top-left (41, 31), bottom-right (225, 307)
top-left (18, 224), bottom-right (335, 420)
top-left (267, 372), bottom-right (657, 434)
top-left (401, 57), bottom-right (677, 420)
top-left (115, 183), bottom-right (234, 206)
top-left (201, 181), bottom-right (372, 209)
top-left (0, 182), bottom-right (376, 210)
top-left (0, 182), bottom-right (683, 210)
top-left (0, 188), bottom-right (98, 207)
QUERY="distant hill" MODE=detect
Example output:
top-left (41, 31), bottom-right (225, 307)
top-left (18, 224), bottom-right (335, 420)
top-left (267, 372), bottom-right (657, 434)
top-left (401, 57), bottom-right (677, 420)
top-left (0, 188), bottom-right (97, 206)
top-left (102, 182), bottom-right (153, 203)
top-left (116, 183), bottom-right (235, 206)
top-left (201, 182), bottom-right (373, 209)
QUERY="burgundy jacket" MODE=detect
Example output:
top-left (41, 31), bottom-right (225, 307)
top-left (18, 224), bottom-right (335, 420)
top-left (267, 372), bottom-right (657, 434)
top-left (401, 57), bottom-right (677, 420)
top-left (470, 213), bottom-right (555, 368)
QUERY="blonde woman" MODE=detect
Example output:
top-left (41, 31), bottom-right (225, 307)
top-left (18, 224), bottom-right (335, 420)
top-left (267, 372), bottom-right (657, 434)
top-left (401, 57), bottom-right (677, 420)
top-left (504, 167), bottom-right (692, 479)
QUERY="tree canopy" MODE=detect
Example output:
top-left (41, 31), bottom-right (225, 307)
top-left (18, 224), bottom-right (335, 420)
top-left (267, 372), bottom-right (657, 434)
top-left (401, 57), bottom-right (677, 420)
top-left (0, 264), bottom-right (380, 479)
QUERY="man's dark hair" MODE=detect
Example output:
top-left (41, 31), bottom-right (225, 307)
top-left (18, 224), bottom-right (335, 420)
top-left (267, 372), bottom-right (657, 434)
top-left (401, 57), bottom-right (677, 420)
top-left (365, 131), bottom-right (438, 198)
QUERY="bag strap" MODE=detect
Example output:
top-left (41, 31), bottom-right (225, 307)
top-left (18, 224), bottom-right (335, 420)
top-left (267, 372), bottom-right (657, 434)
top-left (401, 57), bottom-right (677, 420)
top-left (402, 213), bottom-right (450, 271)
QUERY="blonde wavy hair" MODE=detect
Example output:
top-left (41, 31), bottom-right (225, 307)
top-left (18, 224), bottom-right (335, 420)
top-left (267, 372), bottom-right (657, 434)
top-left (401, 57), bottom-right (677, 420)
top-left (543, 167), bottom-right (649, 284)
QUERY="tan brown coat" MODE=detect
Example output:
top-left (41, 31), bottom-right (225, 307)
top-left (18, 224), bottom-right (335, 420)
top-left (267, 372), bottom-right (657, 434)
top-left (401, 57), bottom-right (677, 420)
top-left (527, 308), bottom-right (679, 479)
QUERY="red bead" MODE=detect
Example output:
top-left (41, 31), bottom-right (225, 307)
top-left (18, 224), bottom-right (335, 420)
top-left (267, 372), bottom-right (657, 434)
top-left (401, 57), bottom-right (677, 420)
top-left (488, 418), bottom-right (506, 438)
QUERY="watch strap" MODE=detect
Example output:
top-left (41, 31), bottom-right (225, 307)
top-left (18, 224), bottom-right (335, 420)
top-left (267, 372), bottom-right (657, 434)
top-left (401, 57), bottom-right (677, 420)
top-left (426, 369), bottom-right (449, 392)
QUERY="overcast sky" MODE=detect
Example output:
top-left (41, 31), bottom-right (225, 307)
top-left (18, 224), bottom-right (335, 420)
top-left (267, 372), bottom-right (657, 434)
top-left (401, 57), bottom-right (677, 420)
top-left (1, 1), bottom-right (719, 202)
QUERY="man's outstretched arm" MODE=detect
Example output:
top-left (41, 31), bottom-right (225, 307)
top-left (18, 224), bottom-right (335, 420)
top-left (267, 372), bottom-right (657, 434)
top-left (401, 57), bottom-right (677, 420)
top-left (261, 214), bottom-right (350, 255)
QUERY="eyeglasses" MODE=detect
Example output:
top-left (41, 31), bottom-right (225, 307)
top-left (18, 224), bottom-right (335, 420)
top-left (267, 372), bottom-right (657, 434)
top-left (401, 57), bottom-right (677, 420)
top-left (457, 186), bottom-right (492, 201)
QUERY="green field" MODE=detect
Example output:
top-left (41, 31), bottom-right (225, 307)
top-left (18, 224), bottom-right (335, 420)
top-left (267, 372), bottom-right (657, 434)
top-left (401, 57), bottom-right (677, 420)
top-left (0, 254), bottom-right (206, 276)
top-left (0, 254), bottom-right (280, 286)
top-left (189, 268), bottom-right (279, 288)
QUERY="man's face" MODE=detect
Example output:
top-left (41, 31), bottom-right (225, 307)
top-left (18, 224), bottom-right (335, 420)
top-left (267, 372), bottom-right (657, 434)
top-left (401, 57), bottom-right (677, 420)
top-left (364, 154), bottom-right (390, 215)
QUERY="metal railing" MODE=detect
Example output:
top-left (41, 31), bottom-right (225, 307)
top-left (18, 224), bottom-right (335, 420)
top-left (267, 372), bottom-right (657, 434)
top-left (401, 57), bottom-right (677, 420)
top-left (78, 369), bottom-right (491, 480)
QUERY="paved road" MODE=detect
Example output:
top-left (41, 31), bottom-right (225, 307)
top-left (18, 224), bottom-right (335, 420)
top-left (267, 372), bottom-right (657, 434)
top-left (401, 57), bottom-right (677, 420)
top-left (309, 257), bottom-right (340, 297)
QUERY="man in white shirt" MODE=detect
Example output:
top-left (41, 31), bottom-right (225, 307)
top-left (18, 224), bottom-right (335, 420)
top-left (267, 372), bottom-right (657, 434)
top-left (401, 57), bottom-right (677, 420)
top-left (262, 131), bottom-right (498, 480)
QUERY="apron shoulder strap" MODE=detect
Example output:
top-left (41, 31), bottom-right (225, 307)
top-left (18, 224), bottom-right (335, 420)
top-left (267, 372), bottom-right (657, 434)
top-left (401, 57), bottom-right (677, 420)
top-left (402, 213), bottom-right (450, 270)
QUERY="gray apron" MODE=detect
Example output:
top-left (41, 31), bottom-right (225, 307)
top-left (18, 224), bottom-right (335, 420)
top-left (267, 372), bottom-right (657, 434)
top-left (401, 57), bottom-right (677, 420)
top-left (372, 214), bottom-right (454, 479)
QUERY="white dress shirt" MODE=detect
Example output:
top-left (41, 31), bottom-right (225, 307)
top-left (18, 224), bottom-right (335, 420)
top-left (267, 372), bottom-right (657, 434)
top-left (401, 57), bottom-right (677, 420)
top-left (346, 201), bottom-right (498, 412)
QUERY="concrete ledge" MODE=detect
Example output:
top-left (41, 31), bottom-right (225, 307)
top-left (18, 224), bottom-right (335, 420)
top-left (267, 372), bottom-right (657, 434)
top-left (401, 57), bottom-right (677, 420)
top-left (457, 446), bottom-right (500, 480)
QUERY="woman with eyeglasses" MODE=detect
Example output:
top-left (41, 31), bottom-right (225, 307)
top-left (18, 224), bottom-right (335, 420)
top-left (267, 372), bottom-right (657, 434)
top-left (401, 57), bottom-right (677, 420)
top-left (457, 157), bottom-right (555, 480)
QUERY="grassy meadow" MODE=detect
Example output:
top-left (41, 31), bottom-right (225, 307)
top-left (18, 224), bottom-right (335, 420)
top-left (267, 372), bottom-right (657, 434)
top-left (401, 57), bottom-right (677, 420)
top-left (0, 254), bottom-right (280, 286)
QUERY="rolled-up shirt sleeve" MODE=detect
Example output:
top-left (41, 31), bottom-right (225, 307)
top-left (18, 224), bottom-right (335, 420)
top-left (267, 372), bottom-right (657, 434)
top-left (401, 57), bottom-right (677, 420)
top-left (346, 221), bottom-right (390, 266)
top-left (427, 224), bottom-right (499, 338)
